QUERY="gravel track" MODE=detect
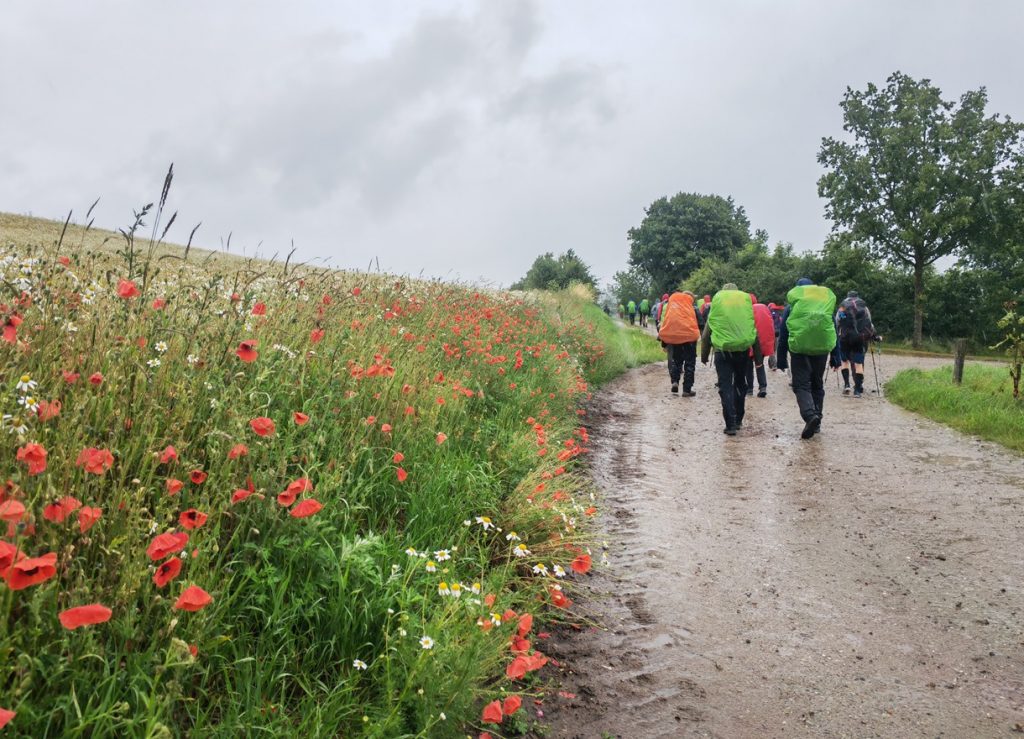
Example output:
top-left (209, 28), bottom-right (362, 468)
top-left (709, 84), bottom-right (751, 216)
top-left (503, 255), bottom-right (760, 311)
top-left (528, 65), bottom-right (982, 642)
top-left (539, 354), bottom-right (1023, 738)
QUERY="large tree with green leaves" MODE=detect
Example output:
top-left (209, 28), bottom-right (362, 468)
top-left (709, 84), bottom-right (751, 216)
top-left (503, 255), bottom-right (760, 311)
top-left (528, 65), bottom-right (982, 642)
top-left (627, 192), bottom-right (751, 296)
top-left (510, 249), bottom-right (597, 292)
top-left (818, 71), bottom-right (1022, 346)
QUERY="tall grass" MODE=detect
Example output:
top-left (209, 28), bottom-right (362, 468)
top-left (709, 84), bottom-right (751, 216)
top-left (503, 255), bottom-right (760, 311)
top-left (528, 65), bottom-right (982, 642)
top-left (886, 364), bottom-right (1024, 452)
top-left (0, 205), bottom-right (640, 736)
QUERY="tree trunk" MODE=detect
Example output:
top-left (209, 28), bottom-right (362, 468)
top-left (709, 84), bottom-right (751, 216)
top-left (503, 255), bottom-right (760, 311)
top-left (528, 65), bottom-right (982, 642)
top-left (912, 259), bottom-right (925, 348)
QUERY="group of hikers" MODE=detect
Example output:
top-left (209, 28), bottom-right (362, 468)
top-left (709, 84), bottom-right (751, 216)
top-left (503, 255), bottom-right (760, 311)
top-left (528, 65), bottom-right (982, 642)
top-left (618, 298), bottom-right (652, 327)
top-left (636, 279), bottom-right (878, 439)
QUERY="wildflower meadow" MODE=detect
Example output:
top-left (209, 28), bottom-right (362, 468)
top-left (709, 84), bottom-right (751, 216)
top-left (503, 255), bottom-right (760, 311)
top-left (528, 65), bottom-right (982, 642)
top-left (0, 202), bottom-right (661, 736)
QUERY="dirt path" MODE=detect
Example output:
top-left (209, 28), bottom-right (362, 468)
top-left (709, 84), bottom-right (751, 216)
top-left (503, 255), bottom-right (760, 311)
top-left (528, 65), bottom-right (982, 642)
top-left (540, 354), bottom-right (1024, 738)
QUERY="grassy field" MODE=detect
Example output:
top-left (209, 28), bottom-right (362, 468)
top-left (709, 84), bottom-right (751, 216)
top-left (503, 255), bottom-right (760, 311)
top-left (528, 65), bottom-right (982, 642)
top-left (887, 363), bottom-right (1024, 452)
top-left (0, 212), bottom-right (662, 737)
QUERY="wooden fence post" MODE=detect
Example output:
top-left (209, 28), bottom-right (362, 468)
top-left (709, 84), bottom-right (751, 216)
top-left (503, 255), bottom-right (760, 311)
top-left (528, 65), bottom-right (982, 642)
top-left (952, 338), bottom-right (967, 385)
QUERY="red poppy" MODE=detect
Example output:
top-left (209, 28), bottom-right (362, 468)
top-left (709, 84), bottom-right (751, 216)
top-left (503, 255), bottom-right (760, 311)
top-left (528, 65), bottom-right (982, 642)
top-left (189, 470), bottom-right (208, 485)
top-left (147, 531), bottom-right (189, 560)
top-left (179, 509), bottom-right (208, 530)
top-left (227, 443), bottom-right (249, 459)
top-left (236, 340), bottom-right (258, 363)
top-left (37, 399), bottom-right (61, 422)
top-left (293, 412), bottom-right (309, 426)
top-left (249, 417), bottom-right (275, 437)
top-left (152, 297), bottom-right (166, 310)
top-left (152, 557), bottom-right (182, 587)
top-left (481, 700), bottom-right (503, 725)
top-left (549, 587), bottom-right (572, 609)
top-left (42, 491), bottom-right (80, 522)
top-left (76, 447), bottom-right (114, 475)
top-left (166, 478), bottom-right (184, 496)
top-left (78, 506), bottom-right (102, 533)
top-left (173, 585), bottom-right (212, 612)
top-left (231, 477), bottom-right (258, 504)
top-left (395, 467), bottom-right (408, 483)
top-left (380, 423), bottom-right (392, 434)
top-left (62, 370), bottom-right (80, 384)
top-left (309, 328), bottom-right (325, 343)
top-left (251, 302), bottom-right (267, 316)
top-left (392, 452), bottom-right (404, 463)
top-left (517, 612), bottom-right (533, 637)
top-left (351, 286), bottom-right (361, 296)
top-left (0, 543), bottom-right (21, 578)
top-left (188, 644), bottom-right (198, 658)
top-left (0, 500), bottom-right (25, 523)
top-left (16, 443), bottom-right (47, 475)
top-left (570, 554), bottom-right (592, 574)
top-left (0, 707), bottom-right (13, 728)
top-left (2, 314), bottom-right (21, 344)
top-left (160, 445), bottom-right (178, 464)
top-left (290, 499), bottom-right (322, 518)
top-left (58, 603), bottom-right (112, 630)
top-left (436, 432), bottom-right (448, 445)
top-left (506, 656), bottom-right (529, 680)
top-left (117, 279), bottom-right (140, 299)
top-left (277, 477), bottom-right (312, 506)
top-left (3, 551), bottom-right (57, 590)
top-left (502, 695), bottom-right (522, 717)
top-left (88, 372), bottom-right (104, 386)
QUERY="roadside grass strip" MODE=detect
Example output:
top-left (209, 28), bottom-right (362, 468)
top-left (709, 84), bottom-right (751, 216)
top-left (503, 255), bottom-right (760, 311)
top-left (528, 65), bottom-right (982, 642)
top-left (886, 364), bottom-right (1024, 452)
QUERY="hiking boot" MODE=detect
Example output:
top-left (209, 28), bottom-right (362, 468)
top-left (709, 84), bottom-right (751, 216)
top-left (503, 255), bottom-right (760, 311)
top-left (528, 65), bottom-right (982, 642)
top-left (842, 386), bottom-right (851, 395)
top-left (682, 389), bottom-right (696, 397)
top-left (853, 388), bottom-right (863, 398)
top-left (757, 389), bottom-right (767, 398)
top-left (671, 383), bottom-right (679, 393)
top-left (800, 415), bottom-right (822, 440)
top-left (746, 391), bottom-right (753, 397)
top-left (723, 426), bottom-right (737, 436)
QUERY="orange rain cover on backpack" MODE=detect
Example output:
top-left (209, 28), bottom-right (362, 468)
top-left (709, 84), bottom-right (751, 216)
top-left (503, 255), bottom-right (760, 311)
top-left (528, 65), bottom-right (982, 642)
top-left (657, 292), bottom-right (700, 344)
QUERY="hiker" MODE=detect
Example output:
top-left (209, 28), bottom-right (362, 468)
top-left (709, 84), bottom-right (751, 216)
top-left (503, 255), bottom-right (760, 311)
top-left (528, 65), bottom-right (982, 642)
top-left (697, 294), bottom-right (712, 330)
top-left (745, 294), bottom-right (776, 398)
top-left (639, 297), bottom-right (651, 328)
top-left (626, 299), bottom-right (637, 326)
top-left (658, 291), bottom-right (702, 396)
top-left (617, 303), bottom-right (625, 320)
top-left (700, 283), bottom-right (761, 435)
top-left (653, 293), bottom-right (669, 330)
top-left (834, 290), bottom-right (879, 397)
top-left (775, 278), bottom-right (838, 439)
top-left (767, 302), bottom-right (784, 370)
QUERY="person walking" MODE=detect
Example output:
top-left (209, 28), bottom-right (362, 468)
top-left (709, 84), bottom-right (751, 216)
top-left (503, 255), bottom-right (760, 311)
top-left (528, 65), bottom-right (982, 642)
top-left (834, 290), bottom-right (878, 397)
top-left (617, 303), bottom-right (625, 320)
top-left (626, 299), bottom-right (637, 326)
top-left (658, 291), bottom-right (702, 396)
top-left (653, 293), bottom-right (669, 331)
top-left (638, 297), bottom-right (651, 328)
top-left (745, 294), bottom-right (776, 398)
top-left (700, 283), bottom-right (761, 435)
top-left (775, 278), bottom-right (837, 440)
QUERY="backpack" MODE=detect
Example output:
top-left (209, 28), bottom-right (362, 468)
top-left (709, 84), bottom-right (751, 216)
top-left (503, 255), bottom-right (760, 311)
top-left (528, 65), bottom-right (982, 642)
top-left (785, 285), bottom-right (837, 355)
top-left (837, 297), bottom-right (875, 342)
top-left (658, 293), bottom-right (700, 344)
top-left (708, 290), bottom-right (757, 351)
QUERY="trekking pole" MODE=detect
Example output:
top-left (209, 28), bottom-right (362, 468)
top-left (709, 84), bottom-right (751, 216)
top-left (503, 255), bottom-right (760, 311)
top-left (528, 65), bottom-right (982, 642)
top-left (870, 343), bottom-right (882, 397)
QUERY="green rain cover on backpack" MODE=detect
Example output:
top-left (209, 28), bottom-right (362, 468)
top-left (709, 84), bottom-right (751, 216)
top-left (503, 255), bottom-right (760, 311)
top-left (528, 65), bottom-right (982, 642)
top-left (785, 284), bottom-right (837, 354)
top-left (708, 290), bottom-right (757, 351)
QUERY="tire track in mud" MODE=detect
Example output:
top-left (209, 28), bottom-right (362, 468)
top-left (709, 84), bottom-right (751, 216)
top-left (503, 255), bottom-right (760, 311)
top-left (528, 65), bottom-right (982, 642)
top-left (540, 356), bottom-right (1024, 738)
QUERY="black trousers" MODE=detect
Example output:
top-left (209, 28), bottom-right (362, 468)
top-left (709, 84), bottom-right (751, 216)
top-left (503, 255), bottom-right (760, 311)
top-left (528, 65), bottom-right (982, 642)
top-left (744, 361), bottom-right (767, 392)
top-left (789, 352), bottom-right (828, 422)
top-left (714, 350), bottom-right (751, 427)
top-left (666, 342), bottom-right (696, 390)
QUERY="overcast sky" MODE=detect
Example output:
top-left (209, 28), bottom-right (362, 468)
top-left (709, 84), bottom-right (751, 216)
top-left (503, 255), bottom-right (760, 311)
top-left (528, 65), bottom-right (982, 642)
top-left (3, 1), bottom-right (1022, 287)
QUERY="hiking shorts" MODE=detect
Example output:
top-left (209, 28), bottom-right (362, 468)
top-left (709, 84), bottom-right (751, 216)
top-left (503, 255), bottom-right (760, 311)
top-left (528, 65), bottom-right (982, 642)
top-left (839, 338), bottom-right (866, 365)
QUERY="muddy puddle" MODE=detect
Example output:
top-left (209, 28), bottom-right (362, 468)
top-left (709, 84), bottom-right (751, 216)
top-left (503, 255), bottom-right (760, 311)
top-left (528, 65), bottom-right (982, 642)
top-left (539, 355), bottom-right (1023, 738)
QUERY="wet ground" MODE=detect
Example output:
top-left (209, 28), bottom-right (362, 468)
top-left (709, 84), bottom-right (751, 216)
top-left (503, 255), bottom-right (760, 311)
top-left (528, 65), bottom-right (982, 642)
top-left (540, 353), bottom-right (1024, 738)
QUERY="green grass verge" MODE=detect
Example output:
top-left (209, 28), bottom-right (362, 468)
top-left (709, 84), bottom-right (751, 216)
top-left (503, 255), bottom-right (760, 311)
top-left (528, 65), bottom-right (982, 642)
top-left (886, 363), bottom-right (1024, 452)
